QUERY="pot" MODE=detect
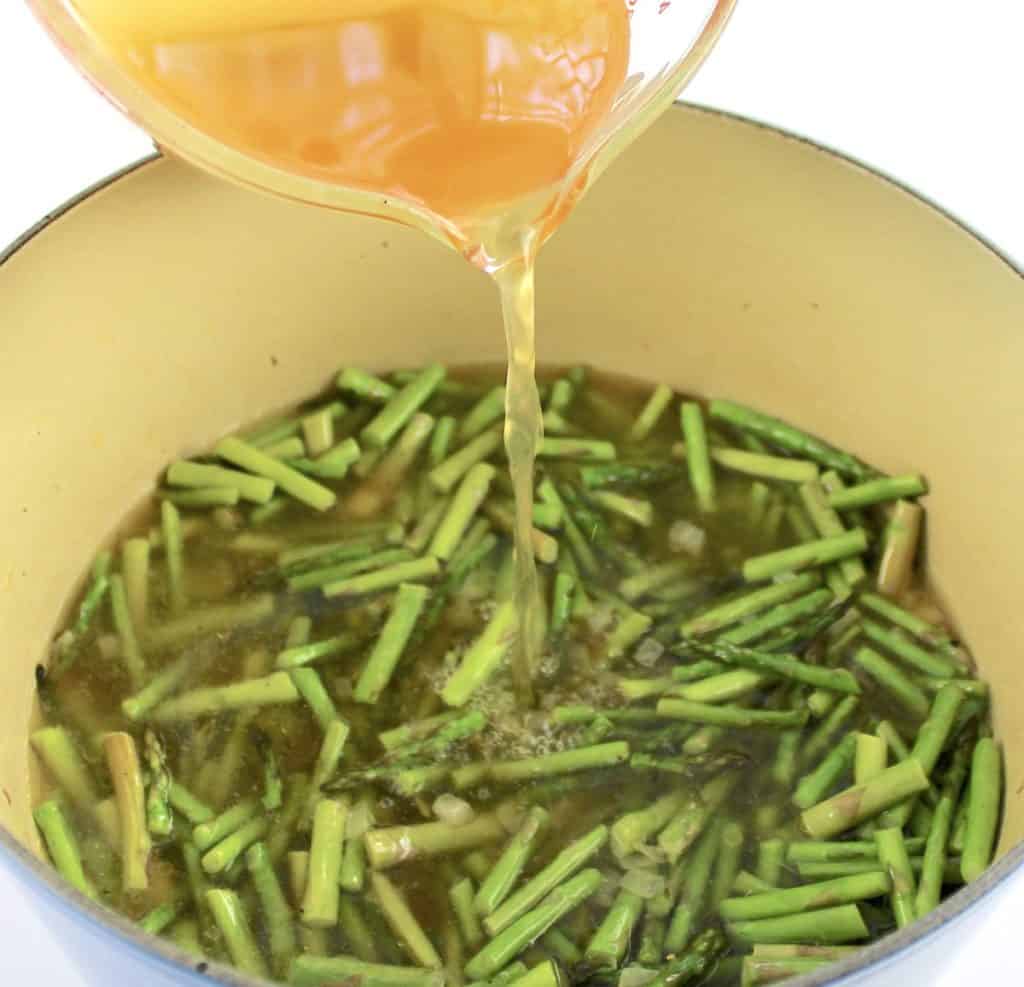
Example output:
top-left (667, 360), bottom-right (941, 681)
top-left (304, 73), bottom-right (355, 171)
top-left (1, 105), bottom-right (1022, 986)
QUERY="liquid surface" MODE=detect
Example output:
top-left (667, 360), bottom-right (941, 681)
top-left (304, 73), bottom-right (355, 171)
top-left (31, 365), bottom-right (999, 985)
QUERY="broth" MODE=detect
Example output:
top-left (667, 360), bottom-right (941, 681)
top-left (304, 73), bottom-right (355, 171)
top-left (29, 364), bottom-right (1000, 986)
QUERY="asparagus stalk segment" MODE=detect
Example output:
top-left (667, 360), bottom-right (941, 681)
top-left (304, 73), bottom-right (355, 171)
top-left (484, 825), bottom-right (608, 937)
top-left (475, 806), bottom-right (550, 917)
top-left (800, 759), bottom-right (930, 839)
top-left (355, 583), bottom-right (430, 703)
top-left (372, 871), bottom-right (443, 968)
top-left (301, 798), bottom-right (347, 928)
top-left (961, 737), bottom-right (1003, 883)
top-left (103, 732), bottom-right (151, 892)
top-left (206, 889), bottom-right (269, 977)
top-left (33, 800), bottom-right (97, 900)
top-left (465, 868), bottom-right (602, 980)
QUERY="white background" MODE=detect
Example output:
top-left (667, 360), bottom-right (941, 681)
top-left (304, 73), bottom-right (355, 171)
top-left (2, 1), bottom-right (1023, 984)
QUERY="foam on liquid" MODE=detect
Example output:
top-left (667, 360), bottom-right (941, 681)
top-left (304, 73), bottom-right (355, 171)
top-left (69, 0), bottom-right (632, 693)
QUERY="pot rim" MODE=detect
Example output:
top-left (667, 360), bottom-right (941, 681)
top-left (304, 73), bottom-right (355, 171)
top-left (1, 102), bottom-right (1021, 987)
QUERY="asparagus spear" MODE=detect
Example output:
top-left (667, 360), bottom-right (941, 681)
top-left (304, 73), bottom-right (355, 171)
top-left (366, 813), bottom-right (509, 871)
top-left (961, 737), bottom-right (1002, 883)
top-left (707, 400), bottom-right (875, 482)
top-left (247, 841), bottom-right (297, 976)
top-left (103, 732), bottom-right (151, 892)
top-left (475, 807), bottom-right (550, 917)
top-left (484, 826), bottom-right (608, 937)
top-left (874, 828), bottom-right (916, 928)
top-left (206, 889), bottom-right (269, 977)
top-left (33, 800), bottom-right (97, 900)
top-left (372, 872), bottom-right (443, 968)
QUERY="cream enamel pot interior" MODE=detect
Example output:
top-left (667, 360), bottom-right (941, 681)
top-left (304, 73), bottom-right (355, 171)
top-left (1, 105), bottom-right (1022, 987)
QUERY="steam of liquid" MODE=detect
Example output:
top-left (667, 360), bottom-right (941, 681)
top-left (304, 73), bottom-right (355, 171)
top-left (494, 248), bottom-right (543, 707)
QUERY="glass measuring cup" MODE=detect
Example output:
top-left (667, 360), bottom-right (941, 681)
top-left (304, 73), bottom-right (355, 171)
top-left (27, 1), bottom-right (735, 258)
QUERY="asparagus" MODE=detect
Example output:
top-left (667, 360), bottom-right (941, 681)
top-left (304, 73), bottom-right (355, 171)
top-left (303, 718), bottom-right (351, 827)
top-left (202, 815), bottom-right (270, 875)
top-left (671, 669), bottom-right (767, 704)
top-left (451, 878), bottom-right (485, 949)
top-left (740, 956), bottom-right (832, 985)
top-left (430, 465), bottom-right (497, 561)
top-left (720, 871), bottom-right (889, 922)
top-left (33, 800), bottom-right (97, 900)
top-left (798, 479), bottom-right (867, 587)
top-left (961, 737), bottom-right (1002, 883)
top-left (756, 840), bottom-right (786, 887)
top-left (798, 696), bottom-right (858, 770)
top-left (538, 437), bottom-right (617, 461)
top-left (166, 461), bottom-right (276, 504)
top-left (707, 400), bottom-right (875, 481)
top-left (168, 780), bottom-right (214, 825)
top-left (195, 798), bottom-right (262, 851)
top-left (302, 799), bottom-right (347, 928)
top-left (579, 462), bottom-right (685, 490)
top-left (800, 759), bottom-right (930, 839)
top-left (287, 547), bottom-right (415, 592)
top-left (874, 828), bottom-right (916, 928)
top-left (878, 683), bottom-right (965, 828)
top-left (441, 600), bottom-right (518, 707)
top-left (465, 868), bottom-right (602, 979)
top-left (876, 500), bottom-right (923, 597)
top-left (916, 740), bottom-right (971, 917)
top-left (793, 734), bottom-right (857, 810)
top-left (677, 637), bottom-right (860, 695)
top-left (475, 806), bottom-right (550, 916)
top-left (338, 367), bottom-right (397, 402)
top-left (276, 631), bottom-right (363, 669)
top-left (484, 826), bottom-right (608, 936)
top-left (159, 486), bottom-right (240, 507)
top-left (664, 817), bottom-right (724, 952)
top-left (628, 383), bottom-right (674, 442)
top-left (139, 901), bottom-right (183, 936)
top-left (103, 732), bottom-right (151, 891)
top-left (216, 436), bottom-right (336, 511)
top-left (206, 889), bottom-right (268, 977)
top-left (584, 889), bottom-right (644, 968)
top-left (372, 872), bottom-right (443, 968)
top-left (143, 729), bottom-right (173, 837)
top-left (648, 929), bottom-right (726, 987)
top-left (323, 556), bottom-right (442, 599)
top-left (727, 903), bottom-right (869, 946)
top-left (542, 929), bottom-right (582, 965)
top-left (681, 403), bottom-right (716, 512)
top-left (680, 574), bottom-right (820, 637)
top-left (109, 573), bottom-right (146, 687)
top-left (366, 813), bottom-right (508, 871)
top-left (860, 620), bottom-right (957, 678)
top-left (456, 743), bottom-right (629, 791)
top-left (611, 790), bottom-right (691, 859)
top-left (339, 896), bottom-right (381, 962)
top-left (148, 672), bottom-right (299, 721)
top-left (852, 647), bottom-right (930, 719)
top-left (458, 386), bottom-right (506, 439)
top-left (741, 529), bottom-right (867, 583)
top-left (857, 592), bottom-right (961, 661)
top-left (340, 797), bottom-right (372, 892)
top-left (711, 821), bottom-right (747, 907)
top-left (429, 415), bottom-right (457, 467)
top-left (247, 841), bottom-right (297, 976)
top-left (430, 428), bottom-right (504, 494)
top-left (290, 956), bottom-right (445, 987)
top-left (31, 727), bottom-right (101, 815)
top-left (827, 474), bottom-right (926, 511)
top-left (362, 364), bottom-right (446, 449)
top-left (145, 593), bottom-right (275, 650)
top-left (354, 583), bottom-right (430, 703)
top-left (656, 698), bottom-right (807, 730)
